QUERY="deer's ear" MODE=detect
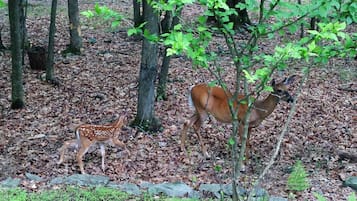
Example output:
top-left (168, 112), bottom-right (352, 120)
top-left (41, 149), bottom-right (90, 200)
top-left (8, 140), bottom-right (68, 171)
top-left (271, 79), bottom-right (276, 86)
top-left (284, 75), bottom-right (297, 85)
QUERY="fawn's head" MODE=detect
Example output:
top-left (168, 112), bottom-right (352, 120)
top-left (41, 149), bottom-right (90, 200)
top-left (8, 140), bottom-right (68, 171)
top-left (271, 75), bottom-right (296, 103)
top-left (113, 115), bottom-right (127, 129)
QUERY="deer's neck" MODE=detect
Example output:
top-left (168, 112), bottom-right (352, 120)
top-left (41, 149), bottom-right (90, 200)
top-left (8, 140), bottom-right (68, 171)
top-left (254, 93), bottom-right (280, 119)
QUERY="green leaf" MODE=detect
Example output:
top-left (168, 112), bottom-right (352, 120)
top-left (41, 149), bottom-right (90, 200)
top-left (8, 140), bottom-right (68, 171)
top-left (347, 192), bottom-right (356, 201)
top-left (111, 20), bottom-right (120, 28)
top-left (80, 10), bottom-right (95, 18)
top-left (287, 160), bottom-right (310, 192)
top-left (228, 137), bottom-right (235, 146)
top-left (0, 0), bottom-right (6, 7)
top-left (313, 192), bottom-right (327, 201)
top-left (214, 165), bottom-right (222, 172)
top-left (243, 70), bottom-right (256, 83)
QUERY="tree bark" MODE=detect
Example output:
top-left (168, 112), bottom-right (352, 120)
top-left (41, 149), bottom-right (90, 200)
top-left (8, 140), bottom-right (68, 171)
top-left (133, 0), bottom-right (161, 131)
top-left (67, 0), bottom-right (82, 54)
top-left (133, 0), bottom-right (143, 27)
top-left (157, 10), bottom-right (181, 100)
top-left (228, 0), bottom-right (251, 29)
top-left (46, 0), bottom-right (57, 82)
top-left (9, 0), bottom-right (25, 109)
top-left (208, 0), bottom-right (251, 30)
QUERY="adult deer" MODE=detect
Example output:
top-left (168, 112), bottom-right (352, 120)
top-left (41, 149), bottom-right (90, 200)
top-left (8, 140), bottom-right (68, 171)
top-left (180, 75), bottom-right (296, 157)
top-left (58, 115), bottom-right (130, 174)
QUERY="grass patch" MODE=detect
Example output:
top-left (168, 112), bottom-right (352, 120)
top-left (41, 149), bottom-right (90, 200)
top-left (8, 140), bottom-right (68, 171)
top-left (0, 186), bottom-right (201, 201)
top-left (0, 186), bottom-right (128, 201)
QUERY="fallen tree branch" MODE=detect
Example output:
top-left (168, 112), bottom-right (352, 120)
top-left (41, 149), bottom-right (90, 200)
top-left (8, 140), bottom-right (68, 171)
top-left (337, 151), bottom-right (357, 163)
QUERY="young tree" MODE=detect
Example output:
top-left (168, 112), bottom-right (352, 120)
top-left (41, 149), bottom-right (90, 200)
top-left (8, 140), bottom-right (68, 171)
top-left (157, 9), bottom-right (181, 100)
top-left (67, 0), bottom-right (82, 54)
top-left (8, 0), bottom-right (25, 109)
top-left (46, 0), bottom-right (57, 82)
top-left (133, 0), bottom-right (143, 27)
top-left (132, 0), bottom-right (161, 131)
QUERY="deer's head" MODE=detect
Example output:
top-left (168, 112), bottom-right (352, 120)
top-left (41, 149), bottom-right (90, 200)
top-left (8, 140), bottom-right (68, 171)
top-left (271, 75), bottom-right (296, 103)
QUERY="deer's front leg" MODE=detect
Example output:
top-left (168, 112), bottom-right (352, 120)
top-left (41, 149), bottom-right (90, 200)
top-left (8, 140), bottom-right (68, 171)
top-left (99, 143), bottom-right (105, 172)
top-left (57, 139), bottom-right (77, 165)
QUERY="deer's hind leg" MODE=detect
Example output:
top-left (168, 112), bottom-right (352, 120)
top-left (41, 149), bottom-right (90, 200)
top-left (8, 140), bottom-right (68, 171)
top-left (180, 113), bottom-right (200, 154)
top-left (76, 137), bottom-right (92, 174)
top-left (193, 111), bottom-right (209, 157)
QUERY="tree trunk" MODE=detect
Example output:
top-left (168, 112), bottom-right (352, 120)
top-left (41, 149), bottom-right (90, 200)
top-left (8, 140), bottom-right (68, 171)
top-left (8, 0), bottom-right (25, 109)
top-left (228, 0), bottom-right (251, 29)
top-left (133, 0), bottom-right (143, 27)
top-left (209, 0), bottom-right (251, 30)
top-left (156, 10), bottom-right (181, 100)
top-left (133, 0), bottom-right (161, 131)
top-left (0, 24), bottom-right (6, 50)
top-left (46, 0), bottom-right (57, 82)
top-left (67, 0), bottom-right (82, 54)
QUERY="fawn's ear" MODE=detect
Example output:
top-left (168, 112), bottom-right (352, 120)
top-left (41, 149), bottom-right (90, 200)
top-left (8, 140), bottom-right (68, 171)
top-left (283, 75), bottom-right (297, 85)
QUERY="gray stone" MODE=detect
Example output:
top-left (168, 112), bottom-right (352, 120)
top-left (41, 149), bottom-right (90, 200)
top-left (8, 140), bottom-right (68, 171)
top-left (269, 196), bottom-right (288, 201)
top-left (248, 187), bottom-right (269, 200)
top-left (65, 174), bottom-right (110, 186)
top-left (49, 174), bottom-right (110, 186)
top-left (0, 177), bottom-right (21, 188)
top-left (343, 176), bottom-right (357, 191)
top-left (147, 182), bottom-right (193, 197)
top-left (25, 172), bottom-right (44, 182)
top-left (199, 183), bottom-right (246, 198)
top-left (49, 176), bottom-right (66, 185)
top-left (107, 182), bottom-right (141, 195)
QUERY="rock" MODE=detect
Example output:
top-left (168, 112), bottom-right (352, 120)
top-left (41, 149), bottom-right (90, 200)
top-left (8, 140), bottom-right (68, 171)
top-left (49, 174), bottom-right (110, 186)
top-left (25, 172), bottom-right (44, 182)
top-left (269, 196), bottom-right (288, 201)
top-left (107, 182), bottom-right (141, 195)
top-left (147, 182), bottom-right (194, 197)
top-left (199, 183), bottom-right (246, 198)
top-left (0, 177), bottom-right (21, 188)
top-left (343, 176), bottom-right (357, 191)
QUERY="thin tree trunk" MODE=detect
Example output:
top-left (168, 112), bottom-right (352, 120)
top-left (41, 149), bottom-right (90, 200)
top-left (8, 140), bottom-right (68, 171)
top-left (156, 10), bottom-right (181, 100)
top-left (46, 0), bottom-right (57, 82)
top-left (133, 0), bottom-right (143, 27)
top-left (0, 24), bottom-right (6, 50)
top-left (9, 0), bottom-right (25, 109)
top-left (67, 0), bottom-right (82, 54)
top-left (133, 0), bottom-right (161, 131)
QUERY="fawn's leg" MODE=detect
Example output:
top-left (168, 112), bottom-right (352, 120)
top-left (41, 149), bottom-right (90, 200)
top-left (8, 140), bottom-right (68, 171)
top-left (112, 138), bottom-right (130, 155)
top-left (57, 139), bottom-right (77, 164)
top-left (99, 143), bottom-right (105, 172)
top-left (76, 138), bottom-right (92, 174)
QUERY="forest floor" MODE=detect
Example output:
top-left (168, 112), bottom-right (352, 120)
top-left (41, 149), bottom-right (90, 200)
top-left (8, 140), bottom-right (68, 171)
top-left (0, 1), bottom-right (356, 200)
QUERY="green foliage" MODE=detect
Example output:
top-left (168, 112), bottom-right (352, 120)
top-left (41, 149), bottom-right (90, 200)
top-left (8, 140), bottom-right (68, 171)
top-left (287, 161), bottom-right (310, 192)
top-left (313, 192), bottom-right (328, 201)
top-left (348, 192), bottom-right (357, 201)
top-left (0, 186), bottom-right (129, 201)
top-left (0, 0), bottom-right (6, 8)
top-left (80, 3), bottom-right (122, 28)
top-left (314, 192), bottom-right (356, 201)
